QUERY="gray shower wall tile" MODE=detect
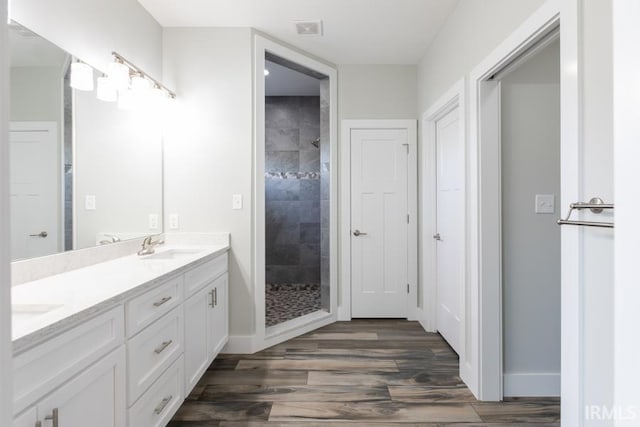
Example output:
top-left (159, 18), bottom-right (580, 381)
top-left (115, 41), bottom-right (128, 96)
top-left (300, 243), bottom-right (320, 266)
top-left (299, 200), bottom-right (320, 223)
top-left (266, 200), bottom-right (300, 226)
top-left (266, 151), bottom-right (299, 173)
top-left (300, 126), bottom-right (320, 151)
top-left (300, 179), bottom-right (320, 201)
top-left (266, 179), bottom-right (300, 201)
top-left (300, 223), bottom-right (321, 244)
top-left (266, 128), bottom-right (299, 151)
top-left (266, 244), bottom-right (300, 266)
top-left (299, 149), bottom-right (320, 172)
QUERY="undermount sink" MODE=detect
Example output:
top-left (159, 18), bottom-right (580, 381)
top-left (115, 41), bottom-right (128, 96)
top-left (12, 303), bottom-right (65, 322)
top-left (140, 248), bottom-right (203, 261)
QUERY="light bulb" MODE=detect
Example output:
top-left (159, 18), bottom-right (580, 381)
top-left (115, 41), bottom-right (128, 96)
top-left (96, 76), bottom-right (117, 102)
top-left (107, 60), bottom-right (130, 92)
top-left (131, 74), bottom-right (150, 93)
top-left (70, 62), bottom-right (94, 91)
top-left (264, 69), bottom-right (270, 76)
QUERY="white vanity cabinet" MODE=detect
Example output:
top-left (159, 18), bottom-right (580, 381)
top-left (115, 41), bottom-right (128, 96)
top-left (12, 249), bottom-right (229, 427)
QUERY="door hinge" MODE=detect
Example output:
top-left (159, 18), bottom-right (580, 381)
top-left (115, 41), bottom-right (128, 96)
top-left (407, 283), bottom-right (410, 294)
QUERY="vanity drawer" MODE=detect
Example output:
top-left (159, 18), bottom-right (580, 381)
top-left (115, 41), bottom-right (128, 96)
top-left (184, 253), bottom-right (228, 298)
top-left (13, 306), bottom-right (124, 415)
top-left (128, 306), bottom-right (183, 405)
top-left (126, 275), bottom-right (183, 337)
top-left (128, 355), bottom-right (184, 427)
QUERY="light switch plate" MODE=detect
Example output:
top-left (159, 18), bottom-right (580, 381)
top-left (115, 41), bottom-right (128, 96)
top-left (169, 214), bottom-right (180, 230)
top-left (148, 214), bottom-right (159, 230)
top-left (85, 195), bottom-right (96, 211)
top-left (232, 194), bottom-right (243, 210)
top-left (535, 194), bottom-right (555, 214)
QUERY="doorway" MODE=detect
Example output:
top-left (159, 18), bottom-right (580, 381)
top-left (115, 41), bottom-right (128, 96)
top-left (254, 35), bottom-right (338, 351)
top-left (340, 120), bottom-right (418, 320)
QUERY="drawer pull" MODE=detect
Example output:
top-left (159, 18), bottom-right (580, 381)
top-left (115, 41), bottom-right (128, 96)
top-left (154, 395), bottom-right (173, 415)
top-left (209, 290), bottom-right (214, 308)
top-left (153, 296), bottom-right (172, 307)
top-left (154, 340), bottom-right (173, 354)
top-left (44, 408), bottom-right (58, 427)
top-left (214, 287), bottom-right (218, 306)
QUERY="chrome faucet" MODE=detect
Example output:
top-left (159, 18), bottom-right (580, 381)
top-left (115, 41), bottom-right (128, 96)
top-left (99, 234), bottom-right (121, 245)
top-left (138, 235), bottom-right (164, 256)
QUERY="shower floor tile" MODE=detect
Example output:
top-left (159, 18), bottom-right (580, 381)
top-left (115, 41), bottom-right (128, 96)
top-left (266, 283), bottom-right (322, 327)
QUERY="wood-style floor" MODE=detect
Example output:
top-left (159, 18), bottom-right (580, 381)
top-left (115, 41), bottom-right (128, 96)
top-left (169, 319), bottom-right (560, 426)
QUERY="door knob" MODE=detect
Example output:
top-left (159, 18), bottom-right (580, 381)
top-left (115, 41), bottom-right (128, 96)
top-left (29, 231), bottom-right (48, 238)
top-left (433, 233), bottom-right (441, 241)
top-left (353, 229), bottom-right (368, 237)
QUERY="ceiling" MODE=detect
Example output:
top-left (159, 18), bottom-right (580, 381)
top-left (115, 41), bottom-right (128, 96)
top-left (265, 60), bottom-right (320, 96)
top-left (136, 0), bottom-right (459, 64)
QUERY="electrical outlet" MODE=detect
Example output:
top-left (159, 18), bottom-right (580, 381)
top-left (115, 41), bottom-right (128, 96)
top-left (535, 194), bottom-right (555, 214)
top-left (85, 195), bottom-right (96, 210)
top-left (169, 214), bottom-right (180, 230)
top-left (148, 214), bottom-right (159, 230)
top-left (232, 194), bottom-right (243, 210)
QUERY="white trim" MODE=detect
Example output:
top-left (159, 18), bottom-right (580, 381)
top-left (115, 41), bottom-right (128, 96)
top-left (1, 2), bottom-right (13, 424)
top-left (221, 335), bottom-right (255, 354)
top-left (339, 119), bottom-right (419, 321)
top-left (253, 35), bottom-right (339, 351)
top-left (503, 373), bottom-right (561, 397)
top-left (467, 0), bottom-right (562, 400)
top-left (421, 79), bottom-right (466, 334)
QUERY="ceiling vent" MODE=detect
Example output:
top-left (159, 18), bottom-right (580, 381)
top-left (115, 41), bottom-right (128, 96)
top-left (294, 20), bottom-right (323, 37)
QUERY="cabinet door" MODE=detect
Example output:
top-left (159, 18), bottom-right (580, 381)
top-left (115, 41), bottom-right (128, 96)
top-left (184, 283), bottom-right (212, 395)
top-left (208, 274), bottom-right (228, 359)
top-left (37, 347), bottom-right (126, 427)
top-left (13, 407), bottom-right (37, 427)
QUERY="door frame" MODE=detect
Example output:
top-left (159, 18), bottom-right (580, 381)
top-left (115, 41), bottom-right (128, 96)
top-left (339, 120), bottom-right (418, 321)
top-left (253, 34), bottom-right (339, 352)
top-left (421, 79), bottom-right (466, 359)
top-left (467, 0), bottom-right (581, 409)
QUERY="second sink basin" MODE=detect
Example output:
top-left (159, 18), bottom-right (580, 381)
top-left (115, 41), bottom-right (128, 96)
top-left (140, 248), bottom-right (203, 261)
top-left (13, 303), bottom-right (65, 322)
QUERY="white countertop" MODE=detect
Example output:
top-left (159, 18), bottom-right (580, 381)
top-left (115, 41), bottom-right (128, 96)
top-left (12, 235), bottom-right (229, 354)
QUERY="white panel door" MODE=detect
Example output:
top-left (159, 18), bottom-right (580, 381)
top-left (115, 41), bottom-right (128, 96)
top-left (351, 129), bottom-right (409, 317)
top-left (10, 123), bottom-right (59, 260)
top-left (435, 107), bottom-right (464, 355)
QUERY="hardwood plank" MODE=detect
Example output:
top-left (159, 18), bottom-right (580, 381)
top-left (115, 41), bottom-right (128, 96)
top-left (200, 385), bottom-right (390, 402)
top-left (316, 339), bottom-right (436, 350)
top-left (199, 369), bottom-right (308, 386)
top-left (171, 401), bottom-right (272, 422)
top-left (472, 401), bottom-right (561, 423)
top-left (296, 332), bottom-right (379, 340)
top-left (388, 385), bottom-right (477, 403)
top-left (236, 358), bottom-right (398, 371)
top-left (219, 423), bottom-right (440, 427)
top-left (268, 402), bottom-right (482, 423)
top-left (307, 370), bottom-right (464, 387)
top-left (285, 348), bottom-right (435, 360)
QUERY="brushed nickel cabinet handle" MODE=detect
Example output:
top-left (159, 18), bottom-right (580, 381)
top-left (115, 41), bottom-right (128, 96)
top-left (29, 231), bottom-right (48, 238)
top-left (154, 395), bottom-right (173, 415)
top-left (154, 340), bottom-right (173, 354)
top-left (214, 287), bottom-right (218, 307)
top-left (153, 296), bottom-right (172, 307)
top-left (209, 290), bottom-right (214, 307)
top-left (44, 409), bottom-right (58, 427)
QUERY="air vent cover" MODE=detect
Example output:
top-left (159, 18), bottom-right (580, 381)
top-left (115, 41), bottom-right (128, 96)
top-left (294, 20), bottom-right (323, 36)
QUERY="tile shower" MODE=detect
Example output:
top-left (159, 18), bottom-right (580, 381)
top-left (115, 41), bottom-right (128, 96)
top-left (265, 93), bottom-right (330, 327)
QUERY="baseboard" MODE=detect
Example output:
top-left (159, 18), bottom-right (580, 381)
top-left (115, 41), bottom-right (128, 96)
top-left (416, 307), bottom-right (436, 333)
top-left (221, 335), bottom-right (255, 354)
top-left (503, 372), bottom-right (560, 397)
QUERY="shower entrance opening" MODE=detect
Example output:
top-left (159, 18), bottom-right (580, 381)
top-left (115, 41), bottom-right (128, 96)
top-left (254, 36), bottom-right (338, 349)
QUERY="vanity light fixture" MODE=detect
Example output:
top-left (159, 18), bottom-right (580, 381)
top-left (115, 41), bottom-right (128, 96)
top-left (96, 75), bottom-right (117, 102)
top-left (110, 52), bottom-right (176, 100)
top-left (107, 59), bottom-right (130, 92)
top-left (117, 88), bottom-right (135, 110)
top-left (70, 61), bottom-right (94, 91)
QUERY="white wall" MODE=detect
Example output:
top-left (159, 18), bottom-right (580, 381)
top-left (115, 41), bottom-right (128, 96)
top-left (162, 28), bottom-right (254, 336)
top-left (10, 67), bottom-right (63, 122)
top-left (581, 0), bottom-right (615, 422)
top-left (1, 0), bottom-right (14, 424)
top-left (74, 86), bottom-right (163, 249)
top-left (613, 1), bottom-right (640, 423)
top-left (9, 0), bottom-right (162, 76)
top-left (500, 40), bottom-right (561, 396)
top-left (338, 64), bottom-right (417, 119)
top-left (417, 0), bottom-right (545, 112)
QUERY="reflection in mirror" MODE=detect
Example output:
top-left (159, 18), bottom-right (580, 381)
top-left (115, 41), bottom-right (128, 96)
top-left (8, 22), bottom-right (163, 261)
